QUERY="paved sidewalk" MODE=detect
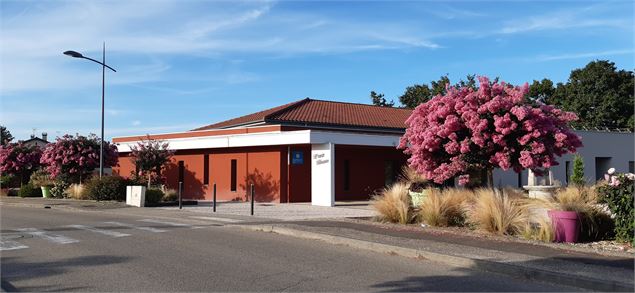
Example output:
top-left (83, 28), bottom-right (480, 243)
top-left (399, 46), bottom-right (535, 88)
top-left (160, 201), bottom-right (377, 220)
top-left (0, 196), bottom-right (129, 210)
top-left (237, 219), bottom-right (635, 292)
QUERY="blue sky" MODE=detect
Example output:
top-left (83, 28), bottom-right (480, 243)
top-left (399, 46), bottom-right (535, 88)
top-left (1, 0), bottom-right (633, 140)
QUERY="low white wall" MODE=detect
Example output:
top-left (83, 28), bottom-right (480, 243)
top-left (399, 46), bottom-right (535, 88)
top-left (494, 131), bottom-right (634, 187)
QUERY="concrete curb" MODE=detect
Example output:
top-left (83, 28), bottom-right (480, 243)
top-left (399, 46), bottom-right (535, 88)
top-left (237, 224), bottom-right (633, 292)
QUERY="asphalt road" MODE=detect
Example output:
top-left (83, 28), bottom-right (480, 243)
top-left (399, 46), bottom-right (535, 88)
top-left (1, 205), bottom-right (576, 292)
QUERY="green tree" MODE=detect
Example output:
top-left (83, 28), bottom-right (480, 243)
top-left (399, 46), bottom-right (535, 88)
top-left (398, 75), bottom-right (477, 109)
top-left (369, 91), bottom-right (394, 107)
top-left (527, 78), bottom-right (555, 103)
top-left (549, 60), bottom-right (634, 130)
top-left (0, 126), bottom-right (14, 146)
top-left (570, 154), bottom-right (586, 187)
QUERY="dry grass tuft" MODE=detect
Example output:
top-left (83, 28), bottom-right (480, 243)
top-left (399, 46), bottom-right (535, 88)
top-left (66, 184), bottom-right (88, 200)
top-left (372, 182), bottom-right (413, 224)
top-left (399, 166), bottom-right (428, 187)
top-left (522, 217), bottom-right (554, 243)
top-left (466, 188), bottom-right (528, 235)
top-left (419, 188), bottom-right (473, 227)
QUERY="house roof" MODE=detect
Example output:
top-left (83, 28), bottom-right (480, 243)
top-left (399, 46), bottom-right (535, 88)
top-left (192, 98), bottom-right (413, 132)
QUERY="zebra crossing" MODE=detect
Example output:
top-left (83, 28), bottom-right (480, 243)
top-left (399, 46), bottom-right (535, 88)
top-left (1, 216), bottom-right (244, 251)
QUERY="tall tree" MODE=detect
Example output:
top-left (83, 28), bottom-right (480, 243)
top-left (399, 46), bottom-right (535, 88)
top-left (130, 136), bottom-right (174, 188)
top-left (399, 75), bottom-right (477, 109)
top-left (549, 60), bottom-right (634, 130)
top-left (527, 78), bottom-right (555, 104)
top-left (369, 91), bottom-right (394, 107)
top-left (0, 143), bottom-right (42, 185)
top-left (40, 134), bottom-right (118, 182)
top-left (399, 76), bottom-right (582, 186)
top-left (0, 126), bottom-right (14, 146)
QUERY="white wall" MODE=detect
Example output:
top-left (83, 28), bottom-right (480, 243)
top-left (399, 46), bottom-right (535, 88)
top-left (494, 131), bottom-right (635, 187)
top-left (311, 143), bottom-right (335, 206)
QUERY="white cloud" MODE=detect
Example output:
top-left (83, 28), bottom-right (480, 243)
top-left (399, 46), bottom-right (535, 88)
top-left (499, 4), bottom-right (631, 34)
top-left (535, 49), bottom-right (635, 61)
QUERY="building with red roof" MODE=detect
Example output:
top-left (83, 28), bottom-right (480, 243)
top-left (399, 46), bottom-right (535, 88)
top-left (113, 99), bottom-right (412, 206)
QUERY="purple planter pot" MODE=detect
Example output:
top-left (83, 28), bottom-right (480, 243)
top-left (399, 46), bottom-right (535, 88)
top-left (548, 210), bottom-right (580, 243)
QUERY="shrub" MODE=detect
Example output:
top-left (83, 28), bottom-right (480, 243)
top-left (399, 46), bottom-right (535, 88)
top-left (372, 182), bottom-right (413, 224)
top-left (19, 183), bottom-right (42, 197)
top-left (418, 188), bottom-right (472, 227)
top-left (145, 188), bottom-right (165, 204)
top-left (598, 173), bottom-right (634, 244)
top-left (161, 187), bottom-right (178, 202)
top-left (66, 184), bottom-right (88, 200)
top-left (50, 179), bottom-right (70, 198)
top-left (570, 154), bottom-right (586, 187)
top-left (466, 189), bottom-right (528, 235)
top-left (29, 169), bottom-right (53, 187)
top-left (82, 176), bottom-right (127, 201)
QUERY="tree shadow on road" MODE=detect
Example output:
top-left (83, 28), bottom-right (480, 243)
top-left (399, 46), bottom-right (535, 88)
top-left (1, 255), bottom-right (131, 292)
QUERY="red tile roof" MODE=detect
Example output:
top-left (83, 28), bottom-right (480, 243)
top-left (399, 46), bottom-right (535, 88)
top-left (193, 98), bottom-right (413, 132)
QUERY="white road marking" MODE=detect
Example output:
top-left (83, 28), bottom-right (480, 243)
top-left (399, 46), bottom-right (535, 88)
top-left (189, 216), bottom-right (243, 223)
top-left (14, 228), bottom-right (79, 244)
top-left (66, 224), bottom-right (130, 237)
top-left (103, 221), bottom-right (166, 233)
top-left (138, 219), bottom-right (197, 228)
top-left (0, 240), bottom-right (28, 251)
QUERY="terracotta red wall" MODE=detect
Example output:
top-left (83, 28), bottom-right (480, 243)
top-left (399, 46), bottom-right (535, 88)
top-left (116, 147), bottom-right (288, 202)
top-left (286, 145), bottom-right (311, 202)
top-left (334, 145), bottom-right (407, 201)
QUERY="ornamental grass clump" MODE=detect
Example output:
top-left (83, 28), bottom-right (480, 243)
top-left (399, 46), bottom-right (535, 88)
top-left (521, 217), bottom-right (554, 243)
top-left (466, 189), bottom-right (528, 235)
top-left (372, 182), bottom-right (413, 224)
top-left (418, 188), bottom-right (473, 227)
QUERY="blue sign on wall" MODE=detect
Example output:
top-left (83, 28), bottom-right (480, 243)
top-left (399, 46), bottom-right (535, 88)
top-left (291, 151), bottom-right (304, 165)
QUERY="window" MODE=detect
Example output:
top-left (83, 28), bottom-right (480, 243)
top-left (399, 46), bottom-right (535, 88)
top-left (203, 154), bottom-right (209, 185)
top-left (343, 160), bottom-right (350, 191)
top-left (565, 161), bottom-right (571, 185)
top-left (630, 161), bottom-right (634, 173)
top-left (230, 159), bottom-right (237, 192)
top-left (178, 161), bottom-right (184, 183)
top-left (384, 160), bottom-right (395, 187)
top-left (595, 157), bottom-right (612, 181)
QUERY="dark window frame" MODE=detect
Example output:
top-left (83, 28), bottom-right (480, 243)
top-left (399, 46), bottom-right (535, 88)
top-left (230, 159), bottom-right (237, 192)
top-left (203, 154), bottom-right (209, 185)
top-left (343, 160), bottom-right (350, 191)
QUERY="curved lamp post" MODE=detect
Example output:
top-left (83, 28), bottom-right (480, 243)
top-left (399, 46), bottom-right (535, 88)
top-left (64, 43), bottom-right (116, 178)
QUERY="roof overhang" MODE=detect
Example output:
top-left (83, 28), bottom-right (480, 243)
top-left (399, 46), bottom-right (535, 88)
top-left (116, 129), bottom-right (401, 152)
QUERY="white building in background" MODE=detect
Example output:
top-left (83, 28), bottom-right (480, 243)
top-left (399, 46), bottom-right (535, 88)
top-left (494, 130), bottom-right (635, 188)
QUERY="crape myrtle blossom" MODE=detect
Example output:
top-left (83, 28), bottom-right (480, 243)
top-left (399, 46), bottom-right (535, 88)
top-left (40, 134), bottom-right (118, 179)
top-left (399, 76), bottom-right (582, 184)
top-left (0, 143), bottom-right (42, 182)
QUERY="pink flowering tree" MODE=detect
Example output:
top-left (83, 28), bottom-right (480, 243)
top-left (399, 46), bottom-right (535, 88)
top-left (129, 136), bottom-right (174, 188)
top-left (0, 143), bottom-right (42, 185)
top-left (399, 76), bottom-right (582, 187)
top-left (40, 134), bottom-right (118, 183)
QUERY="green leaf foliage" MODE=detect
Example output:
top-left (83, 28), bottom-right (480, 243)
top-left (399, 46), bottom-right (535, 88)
top-left (571, 154), bottom-right (586, 187)
top-left (598, 174), bottom-right (635, 245)
top-left (548, 60), bottom-right (634, 130)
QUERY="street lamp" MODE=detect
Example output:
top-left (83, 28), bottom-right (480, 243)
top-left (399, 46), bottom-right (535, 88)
top-left (64, 43), bottom-right (116, 178)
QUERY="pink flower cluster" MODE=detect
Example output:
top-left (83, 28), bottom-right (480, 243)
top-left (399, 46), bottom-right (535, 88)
top-left (0, 143), bottom-right (42, 176)
top-left (40, 134), bottom-right (118, 178)
top-left (399, 76), bottom-right (582, 184)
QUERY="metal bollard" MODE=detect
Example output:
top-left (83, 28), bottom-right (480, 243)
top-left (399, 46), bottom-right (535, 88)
top-left (213, 182), bottom-right (216, 213)
top-left (250, 183), bottom-right (254, 216)
top-left (178, 181), bottom-right (183, 210)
